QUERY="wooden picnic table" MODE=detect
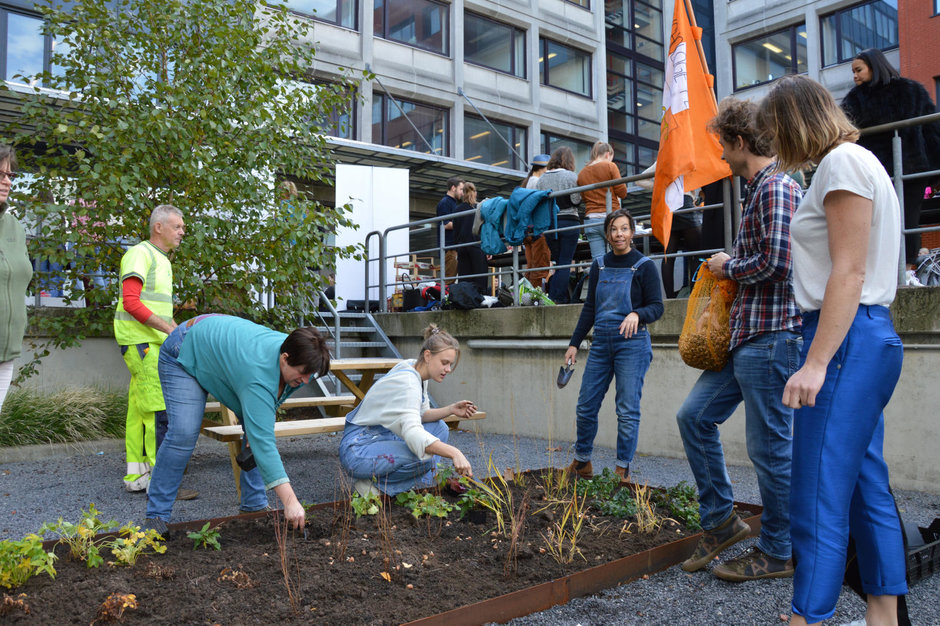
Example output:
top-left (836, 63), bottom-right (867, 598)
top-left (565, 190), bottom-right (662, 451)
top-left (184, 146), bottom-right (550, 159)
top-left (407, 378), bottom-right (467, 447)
top-left (328, 357), bottom-right (402, 404)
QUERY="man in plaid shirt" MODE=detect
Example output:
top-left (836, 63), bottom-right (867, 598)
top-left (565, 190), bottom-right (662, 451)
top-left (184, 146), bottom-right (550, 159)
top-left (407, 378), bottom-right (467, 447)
top-left (676, 98), bottom-right (803, 582)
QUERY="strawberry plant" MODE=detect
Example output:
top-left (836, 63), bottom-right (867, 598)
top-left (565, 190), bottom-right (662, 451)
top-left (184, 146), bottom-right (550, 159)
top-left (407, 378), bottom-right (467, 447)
top-left (39, 503), bottom-right (119, 568)
top-left (187, 523), bottom-right (222, 551)
top-left (350, 490), bottom-right (381, 517)
top-left (653, 481), bottom-right (701, 530)
top-left (107, 524), bottom-right (166, 566)
top-left (0, 534), bottom-right (57, 589)
top-left (394, 491), bottom-right (454, 519)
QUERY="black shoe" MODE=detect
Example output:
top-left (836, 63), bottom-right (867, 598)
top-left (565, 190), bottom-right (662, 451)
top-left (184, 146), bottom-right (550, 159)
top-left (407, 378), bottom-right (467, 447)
top-left (142, 517), bottom-right (169, 538)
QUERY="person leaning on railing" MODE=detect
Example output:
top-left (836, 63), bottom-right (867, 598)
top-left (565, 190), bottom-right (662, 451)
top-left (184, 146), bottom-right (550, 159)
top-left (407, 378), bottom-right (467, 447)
top-left (841, 47), bottom-right (940, 267)
top-left (577, 141), bottom-right (628, 261)
top-left (537, 146), bottom-right (582, 304)
top-left (0, 144), bottom-right (32, 413)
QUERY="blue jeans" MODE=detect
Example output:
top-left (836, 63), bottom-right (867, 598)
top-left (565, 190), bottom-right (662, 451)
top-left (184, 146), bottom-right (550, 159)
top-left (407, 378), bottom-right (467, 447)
top-left (584, 215), bottom-right (607, 260)
top-left (790, 306), bottom-right (906, 622)
top-left (146, 322), bottom-right (267, 521)
top-left (339, 418), bottom-right (449, 496)
top-left (574, 328), bottom-right (652, 467)
top-left (676, 331), bottom-right (801, 561)
top-left (547, 216), bottom-right (580, 303)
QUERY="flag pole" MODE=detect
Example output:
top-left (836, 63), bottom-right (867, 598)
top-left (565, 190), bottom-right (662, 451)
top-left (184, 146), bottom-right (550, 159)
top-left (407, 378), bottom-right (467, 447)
top-left (682, 0), bottom-right (719, 109)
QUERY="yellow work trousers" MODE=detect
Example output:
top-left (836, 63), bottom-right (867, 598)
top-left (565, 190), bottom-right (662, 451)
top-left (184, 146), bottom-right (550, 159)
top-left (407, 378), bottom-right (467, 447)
top-left (121, 342), bottom-right (165, 491)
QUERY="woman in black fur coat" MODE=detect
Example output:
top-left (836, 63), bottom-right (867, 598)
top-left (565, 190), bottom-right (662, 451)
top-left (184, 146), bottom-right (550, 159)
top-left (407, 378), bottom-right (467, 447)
top-left (841, 48), bottom-right (940, 264)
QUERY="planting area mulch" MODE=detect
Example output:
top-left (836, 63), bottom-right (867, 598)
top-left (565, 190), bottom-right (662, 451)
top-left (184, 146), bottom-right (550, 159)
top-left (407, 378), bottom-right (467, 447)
top-left (1, 472), bottom-right (744, 625)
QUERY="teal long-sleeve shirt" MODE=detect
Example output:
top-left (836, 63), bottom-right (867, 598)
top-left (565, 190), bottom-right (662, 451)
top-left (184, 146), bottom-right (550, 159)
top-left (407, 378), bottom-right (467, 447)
top-left (177, 315), bottom-right (297, 490)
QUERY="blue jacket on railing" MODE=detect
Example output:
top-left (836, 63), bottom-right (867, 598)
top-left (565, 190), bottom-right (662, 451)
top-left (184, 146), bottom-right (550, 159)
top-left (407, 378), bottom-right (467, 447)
top-left (479, 196), bottom-right (509, 256)
top-left (505, 187), bottom-right (556, 245)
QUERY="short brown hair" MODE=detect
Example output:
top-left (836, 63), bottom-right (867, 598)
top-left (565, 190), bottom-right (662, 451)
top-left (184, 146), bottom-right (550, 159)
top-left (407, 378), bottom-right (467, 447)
top-left (708, 97), bottom-right (773, 157)
top-left (281, 327), bottom-right (331, 377)
top-left (757, 75), bottom-right (859, 172)
top-left (546, 146), bottom-right (575, 171)
top-left (604, 208), bottom-right (635, 239)
top-left (0, 144), bottom-right (16, 170)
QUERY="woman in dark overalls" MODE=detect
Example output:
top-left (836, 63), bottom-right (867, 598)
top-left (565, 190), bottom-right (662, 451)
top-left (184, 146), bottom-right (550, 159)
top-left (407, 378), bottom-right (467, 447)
top-left (563, 209), bottom-right (664, 482)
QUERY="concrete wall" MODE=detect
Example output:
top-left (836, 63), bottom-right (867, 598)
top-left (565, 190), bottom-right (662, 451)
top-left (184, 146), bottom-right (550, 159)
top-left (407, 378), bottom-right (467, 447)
top-left (13, 287), bottom-right (939, 492)
top-left (375, 286), bottom-right (940, 493)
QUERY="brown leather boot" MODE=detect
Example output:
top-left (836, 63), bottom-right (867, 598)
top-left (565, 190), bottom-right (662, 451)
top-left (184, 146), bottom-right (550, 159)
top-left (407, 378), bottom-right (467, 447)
top-left (565, 459), bottom-right (593, 479)
top-left (614, 465), bottom-right (630, 484)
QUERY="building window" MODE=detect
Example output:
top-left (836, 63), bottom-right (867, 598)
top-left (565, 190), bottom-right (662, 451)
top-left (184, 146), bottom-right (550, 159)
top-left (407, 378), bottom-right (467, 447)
top-left (464, 12), bottom-right (525, 78)
top-left (464, 115), bottom-right (526, 169)
top-left (278, 0), bottom-right (358, 29)
top-left (605, 1), bottom-right (665, 64)
top-left (565, 0), bottom-right (590, 9)
top-left (539, 38), bottom-right (591, 97)
top-left (374, 0), bottom-right (448, 56)
top-left (820, 0), bottom-right (898, 67)
top-left (372, 94), bottom-right (447, 155)
top-left (541, 133), bottom-right (592, 169)
top-left (607, 53), bottom-right (663, 144)
top-left (1, 7), bottom-right (48, 86)
top-left (732, 24), bottom-right (808, 91)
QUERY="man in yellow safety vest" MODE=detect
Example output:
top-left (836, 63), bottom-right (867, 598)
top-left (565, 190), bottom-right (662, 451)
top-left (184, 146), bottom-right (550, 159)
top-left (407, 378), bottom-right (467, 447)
top-left (114, 205), bottom-right (193, 497)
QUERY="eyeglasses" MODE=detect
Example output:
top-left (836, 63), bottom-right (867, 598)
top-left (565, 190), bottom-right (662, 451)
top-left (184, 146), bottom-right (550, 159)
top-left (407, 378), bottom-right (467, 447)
top-left (0, 171), bottom-right (17, 182)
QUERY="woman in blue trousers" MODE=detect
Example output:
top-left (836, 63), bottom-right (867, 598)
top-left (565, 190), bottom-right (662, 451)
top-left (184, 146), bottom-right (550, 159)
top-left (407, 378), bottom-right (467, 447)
top-left (563, 209), bottom-right (663, 482)
top-left (760, 76), bottom-right (907, 626)
top-left (339, 324), bottom-right (477, 496)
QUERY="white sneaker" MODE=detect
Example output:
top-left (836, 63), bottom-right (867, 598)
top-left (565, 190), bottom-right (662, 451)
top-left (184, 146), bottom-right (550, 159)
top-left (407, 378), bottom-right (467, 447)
top-left (354, 479), bottom-right (380, 497)
top-left (906, 269), bottom-right (925, 287)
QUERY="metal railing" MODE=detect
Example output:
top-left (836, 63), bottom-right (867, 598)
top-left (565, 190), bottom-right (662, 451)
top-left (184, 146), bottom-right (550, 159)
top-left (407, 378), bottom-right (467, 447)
top-left (363, 111), bottom-right (940, 311)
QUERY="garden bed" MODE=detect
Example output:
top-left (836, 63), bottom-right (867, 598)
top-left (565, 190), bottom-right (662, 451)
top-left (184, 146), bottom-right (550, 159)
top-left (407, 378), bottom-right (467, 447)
top-left (1, 470), bottom-right (761, 624)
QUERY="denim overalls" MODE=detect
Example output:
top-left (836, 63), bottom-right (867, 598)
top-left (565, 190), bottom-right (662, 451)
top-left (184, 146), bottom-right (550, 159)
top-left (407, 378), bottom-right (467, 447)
top-left (574, 256), bottom-right (653, 468)
top-left (338, 367), bottom-right (449, 496)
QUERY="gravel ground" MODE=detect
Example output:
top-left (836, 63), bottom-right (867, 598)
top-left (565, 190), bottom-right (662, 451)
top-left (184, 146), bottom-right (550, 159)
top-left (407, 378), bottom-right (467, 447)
top-left (2, 431), bottom-right (938, 625)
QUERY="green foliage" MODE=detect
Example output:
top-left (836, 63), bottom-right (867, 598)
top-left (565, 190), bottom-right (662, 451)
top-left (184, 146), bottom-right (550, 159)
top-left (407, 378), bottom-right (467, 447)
top-left (39, 503), bottom-right (120, 568)
top-left (0, 534), bottom-right (57, 589)
top-left (435, 462), bottom-right (457, 490)
top-left (8, 0), bottom-right (365, 377)
top-left (653, 481), bottom-right (701, 530)
top-left (0, 387), bottom-right (127, 447)
top-left (350, 491), bottom-right (381, 518)
top-left (455, 483), bottom-right (493, 519)
top-left (594, 489), bottom-right (639, 519)
top-left (186, 522), bottom-right (222, 551)
top-left (575, 467), bottom-right (622, 502)
top-left (108, 523), bottom-right (167, 566)
top-left (394, 491), bottom-right (454, 519)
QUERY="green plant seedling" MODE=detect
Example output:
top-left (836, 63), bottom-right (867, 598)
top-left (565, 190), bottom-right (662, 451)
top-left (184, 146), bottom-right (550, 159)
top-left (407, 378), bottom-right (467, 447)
top-left (0, 534), bottom-right (57, 588)
top-left (107, 524), bottom-right (167, 566)
top-left (351, 491), bottom-right (381, 517)
top-left (187, 522), bottom-right (222, 551)
top-left (395, 491), bottom-right (454, 519)
top-left (595, 489), bottom-right (639, 519)
top-left (653, 481), bottom-right (702, 530)
top-left (39, 503), bottom-right (119, 568)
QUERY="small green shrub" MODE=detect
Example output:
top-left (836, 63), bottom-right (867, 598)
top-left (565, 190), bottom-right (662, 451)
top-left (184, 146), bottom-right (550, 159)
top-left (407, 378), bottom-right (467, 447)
top-left (0, 534), bottom-right (57, 589)
top-left (0, 387), bottom-right (127, 447)
top-left (575, 467), bottom-right (621, 502)
top-left (595, 489), bottom-right (640, 519)
top-left (108, 524), bottom-right (167, 566)
top-left (186, 523), bottom-right (222, 551)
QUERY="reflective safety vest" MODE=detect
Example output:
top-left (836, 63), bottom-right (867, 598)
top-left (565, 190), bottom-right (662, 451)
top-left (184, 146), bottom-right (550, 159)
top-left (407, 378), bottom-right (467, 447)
top-left (114, 240), bottom-right (173, 346)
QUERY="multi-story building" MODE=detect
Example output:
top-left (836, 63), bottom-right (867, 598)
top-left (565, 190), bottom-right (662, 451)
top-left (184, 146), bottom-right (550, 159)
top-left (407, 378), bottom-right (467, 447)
top-left (899, 0), bottom-right (940, 102)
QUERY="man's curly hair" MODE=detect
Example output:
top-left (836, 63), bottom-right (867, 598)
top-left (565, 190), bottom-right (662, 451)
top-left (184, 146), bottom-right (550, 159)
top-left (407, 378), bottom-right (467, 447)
top-left (707, 97), bottom-right (774, 158)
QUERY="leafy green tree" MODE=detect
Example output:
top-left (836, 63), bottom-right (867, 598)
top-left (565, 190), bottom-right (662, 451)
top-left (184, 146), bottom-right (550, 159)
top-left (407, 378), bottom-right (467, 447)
top-left (9, 0), bottom-right (362, 375)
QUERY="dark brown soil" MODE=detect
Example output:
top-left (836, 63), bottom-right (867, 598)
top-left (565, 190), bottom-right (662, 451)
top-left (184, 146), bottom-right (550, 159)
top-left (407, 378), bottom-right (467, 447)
top-left (2, 475), bottom-right (713, 625)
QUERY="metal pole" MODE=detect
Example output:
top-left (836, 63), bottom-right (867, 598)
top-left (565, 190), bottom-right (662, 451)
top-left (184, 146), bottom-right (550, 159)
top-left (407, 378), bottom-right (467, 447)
top-left (893, 132), bottom-right (906, 284)
top-left (458, 87), bottom-right (527, 167)
top-left (379, 232), bottom-right (388, 313)
top-left (439, 221), bottom-right (447, 298)
top-left (368, 65), bottom-right (438, 155)
top-left (511, 246), bottom-right (520, 305)
top-left (722, 177), bottom-right (733, 252)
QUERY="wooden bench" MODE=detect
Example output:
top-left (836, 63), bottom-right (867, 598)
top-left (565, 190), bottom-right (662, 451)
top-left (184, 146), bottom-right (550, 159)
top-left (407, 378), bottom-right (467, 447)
top-left (200, 396), bottom-right (486, 498)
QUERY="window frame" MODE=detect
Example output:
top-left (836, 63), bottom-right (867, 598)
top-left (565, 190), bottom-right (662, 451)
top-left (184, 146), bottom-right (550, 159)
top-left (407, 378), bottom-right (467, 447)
top-left (463, 114), bottom-right (527, 170)
top-left (538, 37), bottom-right (592, 98)
top-left (273, 0), bottom-right (359, 30)
top-left (372, 93), bottom-right (449, 156)
top-left (463, 11), bottom-right (526, 78)
top-left (731, 23), bottom-right (808, 92)
top-left (819, 0), bottom-right (899, 68)
top-left (373, 0), bottom-right (449, 57)
top-left (1, 6), bottom-right (52, 87)
top-left (562, 0), bottom-right (590, 10)
top-left (540, 132), bottom-right (592, 169)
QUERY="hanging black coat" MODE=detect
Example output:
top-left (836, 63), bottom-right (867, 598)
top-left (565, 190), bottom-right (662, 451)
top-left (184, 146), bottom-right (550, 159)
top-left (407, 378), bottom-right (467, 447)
top-left (841, 78), bottom-right (940, 175)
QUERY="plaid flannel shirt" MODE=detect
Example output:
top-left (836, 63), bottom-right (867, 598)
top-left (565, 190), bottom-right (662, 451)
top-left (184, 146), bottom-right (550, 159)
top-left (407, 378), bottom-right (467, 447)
top-left (723, 162), bottom-right (802, 350)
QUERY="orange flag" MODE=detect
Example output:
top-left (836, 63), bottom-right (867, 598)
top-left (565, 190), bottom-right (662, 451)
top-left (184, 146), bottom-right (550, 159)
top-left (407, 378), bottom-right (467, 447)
top-left (651, 0), bottom-right (730, 249)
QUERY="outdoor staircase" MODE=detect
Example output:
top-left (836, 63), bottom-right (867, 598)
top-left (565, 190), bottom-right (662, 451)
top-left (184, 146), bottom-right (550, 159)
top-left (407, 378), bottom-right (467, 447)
top-left (295, 291), bottom-right (403, 413)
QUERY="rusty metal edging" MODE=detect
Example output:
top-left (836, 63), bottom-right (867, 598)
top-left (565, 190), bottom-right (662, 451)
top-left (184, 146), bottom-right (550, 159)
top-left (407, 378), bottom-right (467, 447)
top-left (403, 507), bottom-right (763, 626)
